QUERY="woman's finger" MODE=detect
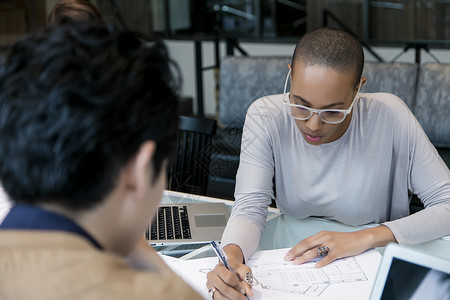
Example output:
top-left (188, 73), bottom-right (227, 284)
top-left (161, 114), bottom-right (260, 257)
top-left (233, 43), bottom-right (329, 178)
top-left (314, 251), bottom-right (338, 268)
top-left (284, 231), bottom-right (329, 261)
top-left (234, 264), bottom-right (254, 297)
top-left (206, 264), bottom-right (248, 300)
top-left (291, 248), bottom-right (317, 265)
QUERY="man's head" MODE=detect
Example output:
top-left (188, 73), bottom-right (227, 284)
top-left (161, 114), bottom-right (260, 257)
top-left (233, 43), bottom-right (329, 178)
top-left (0, 23), bottom-right (179, 218)
top-left (47, 0), bottom-right (103, 25)
top-left (287, 28), bottom-right (366, 145)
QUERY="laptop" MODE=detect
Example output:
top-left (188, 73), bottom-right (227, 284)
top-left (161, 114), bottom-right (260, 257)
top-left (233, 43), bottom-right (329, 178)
top-left (369, 243), bottom-right (450, 300)
top-left (146, 203), bottom-right (230, 246)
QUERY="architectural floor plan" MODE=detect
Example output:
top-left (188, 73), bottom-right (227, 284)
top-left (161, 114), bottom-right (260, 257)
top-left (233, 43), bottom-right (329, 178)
top-left (162, 247), bottom-right (382, 300)
top-left (249, 250), bottom-right (368, 297)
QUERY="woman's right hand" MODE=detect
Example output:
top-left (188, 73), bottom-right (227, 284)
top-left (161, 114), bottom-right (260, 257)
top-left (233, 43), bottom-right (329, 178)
top-left (206, 244), bottom-right (254, 299)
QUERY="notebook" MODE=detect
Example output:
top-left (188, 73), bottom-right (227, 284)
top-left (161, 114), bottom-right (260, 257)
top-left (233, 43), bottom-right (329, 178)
top-left (369, 243), bottom-right (450, 300)
top-left (146, 203), bottom-right (229, 246)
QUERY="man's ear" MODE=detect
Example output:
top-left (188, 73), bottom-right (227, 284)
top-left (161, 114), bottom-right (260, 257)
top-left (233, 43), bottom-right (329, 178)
top-left (126, 141), bottom-right (156, 200)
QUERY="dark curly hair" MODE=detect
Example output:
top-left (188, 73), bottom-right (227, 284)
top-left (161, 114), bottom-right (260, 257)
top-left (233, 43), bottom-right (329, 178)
top-left (0, 21), bottom-right (180, 211)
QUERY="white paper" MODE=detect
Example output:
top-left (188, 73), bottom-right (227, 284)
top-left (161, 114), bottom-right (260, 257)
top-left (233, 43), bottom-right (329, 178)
top-left (161, 247), bottom-right (382, 300)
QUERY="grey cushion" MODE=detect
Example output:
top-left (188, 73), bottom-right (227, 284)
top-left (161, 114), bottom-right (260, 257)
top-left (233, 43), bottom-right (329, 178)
top-left (361, 62), bottom-right (418, 109)
top-left (210, 59), bottom-right (450, 201)
top-left (218, 56), bottom-right (291, 128)
top-left (414, 63), bottom-right (450, 148)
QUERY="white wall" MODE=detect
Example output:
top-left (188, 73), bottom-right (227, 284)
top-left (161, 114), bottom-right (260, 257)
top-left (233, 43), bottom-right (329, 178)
top-left (165, 40), bottom-right (450, 117)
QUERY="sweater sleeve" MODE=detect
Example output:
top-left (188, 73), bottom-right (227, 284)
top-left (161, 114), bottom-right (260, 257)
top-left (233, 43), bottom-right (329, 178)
top-left (221, 99), bottom-right (275, 261)
top-left (383, 106), bottom-right (450, 244)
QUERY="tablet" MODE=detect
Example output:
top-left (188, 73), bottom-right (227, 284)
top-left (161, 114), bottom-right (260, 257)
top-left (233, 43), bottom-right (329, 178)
top-left (369, 243), bottom-right (450, 300)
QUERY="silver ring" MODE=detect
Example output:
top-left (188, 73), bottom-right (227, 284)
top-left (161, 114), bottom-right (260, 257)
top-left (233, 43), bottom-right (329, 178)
top-left (244, 271), bottom-right (254, 285)
top-left (208, 287), bottom-right (216, 299)
top-left (317, 245), bottom-right (330, 256)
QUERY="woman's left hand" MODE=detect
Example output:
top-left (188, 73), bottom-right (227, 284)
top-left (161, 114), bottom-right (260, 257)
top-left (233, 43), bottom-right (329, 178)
top-left (283, 225), bottom-right (396, 268)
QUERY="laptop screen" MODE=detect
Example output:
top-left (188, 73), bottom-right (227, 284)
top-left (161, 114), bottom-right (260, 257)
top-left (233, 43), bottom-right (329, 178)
top-left (380, 258), bottom-right (450, 300)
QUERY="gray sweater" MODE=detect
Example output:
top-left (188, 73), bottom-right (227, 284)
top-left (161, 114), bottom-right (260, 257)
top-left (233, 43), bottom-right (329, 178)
top-left (221, 92), bottom-right (450, 261)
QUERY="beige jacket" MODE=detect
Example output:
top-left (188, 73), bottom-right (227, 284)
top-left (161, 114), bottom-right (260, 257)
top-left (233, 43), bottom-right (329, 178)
top-left (0, 231), bottom-right (203, 300)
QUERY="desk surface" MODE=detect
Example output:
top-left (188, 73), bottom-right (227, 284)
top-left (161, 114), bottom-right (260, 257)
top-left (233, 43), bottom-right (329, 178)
top-left (160, 190), bottom-right (450, 261)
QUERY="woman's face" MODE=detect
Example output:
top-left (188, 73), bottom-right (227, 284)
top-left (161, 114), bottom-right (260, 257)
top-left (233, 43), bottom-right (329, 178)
top-left (289, 62), bottom-right (362, 145)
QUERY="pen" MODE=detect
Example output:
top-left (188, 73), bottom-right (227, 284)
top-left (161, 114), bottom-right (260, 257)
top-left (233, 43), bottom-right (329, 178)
top-left (210, 241), bottom-right (250, 300)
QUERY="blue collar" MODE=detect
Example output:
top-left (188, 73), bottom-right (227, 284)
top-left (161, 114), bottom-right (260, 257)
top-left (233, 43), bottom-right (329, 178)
top-left (0, 205), bottom-right (103, 250)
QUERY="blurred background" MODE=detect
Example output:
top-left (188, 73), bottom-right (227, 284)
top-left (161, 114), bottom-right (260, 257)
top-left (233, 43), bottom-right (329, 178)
top-left (1, 0), bottom-right (450, 201)
top-left (1, 0), bottom-right (450, 116)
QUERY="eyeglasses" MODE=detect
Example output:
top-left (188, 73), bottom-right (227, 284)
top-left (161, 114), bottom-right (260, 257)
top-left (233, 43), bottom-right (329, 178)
top-left (283, 69), bottom-right (362, 124)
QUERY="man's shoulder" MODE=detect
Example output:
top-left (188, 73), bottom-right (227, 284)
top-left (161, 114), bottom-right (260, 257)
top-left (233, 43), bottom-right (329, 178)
top-left (77, 259), bottom-right (203, 300)
top-left (119, 270), bottom-right (203, 299)
top-left (0, 230), bottom-right (203, 300)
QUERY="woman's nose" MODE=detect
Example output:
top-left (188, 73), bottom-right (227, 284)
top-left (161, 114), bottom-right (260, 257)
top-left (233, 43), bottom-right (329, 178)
top-left (305, 112), bottom-right (323, 131)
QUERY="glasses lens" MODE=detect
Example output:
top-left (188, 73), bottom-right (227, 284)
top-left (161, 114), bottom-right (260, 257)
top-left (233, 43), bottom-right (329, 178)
top-left (290, 105), bottom-right (311, 119)
top-left (320, 111), bottom-right (346, 123)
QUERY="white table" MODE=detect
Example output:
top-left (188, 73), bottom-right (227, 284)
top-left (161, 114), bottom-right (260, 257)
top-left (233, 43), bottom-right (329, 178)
top-left (160, 190), bottom-right (450, 261)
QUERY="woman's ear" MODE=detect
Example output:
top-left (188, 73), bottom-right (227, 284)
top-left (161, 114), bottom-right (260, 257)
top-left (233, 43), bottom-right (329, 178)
top-left (360, 77), bottom-right (367, 90)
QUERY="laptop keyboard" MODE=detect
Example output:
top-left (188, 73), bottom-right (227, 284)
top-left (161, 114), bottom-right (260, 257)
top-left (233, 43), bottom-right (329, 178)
top-left (146, 205), bottom-right (192, 241)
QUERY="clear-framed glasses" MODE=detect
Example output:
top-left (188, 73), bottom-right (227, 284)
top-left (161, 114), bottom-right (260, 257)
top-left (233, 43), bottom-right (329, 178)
top-left (283, 69), bottom-right (362, 124)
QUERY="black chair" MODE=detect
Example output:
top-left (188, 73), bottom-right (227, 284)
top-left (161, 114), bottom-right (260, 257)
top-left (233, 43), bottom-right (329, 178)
top-left (168, 115), bottom-right (217, 196)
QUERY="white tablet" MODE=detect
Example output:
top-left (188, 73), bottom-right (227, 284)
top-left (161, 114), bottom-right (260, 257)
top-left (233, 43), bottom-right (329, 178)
top-left (369, 243), bottom-right (450, 300)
